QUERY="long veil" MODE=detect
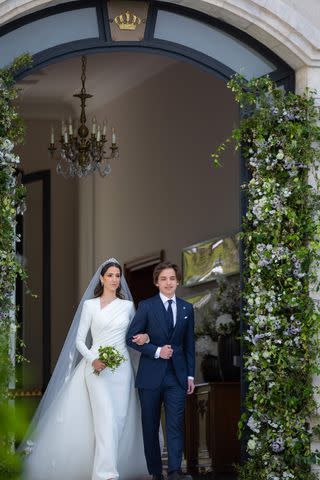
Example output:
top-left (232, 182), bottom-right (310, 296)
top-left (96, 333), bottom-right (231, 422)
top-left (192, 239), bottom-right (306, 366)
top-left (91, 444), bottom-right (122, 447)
top-left (19, 257), bottom-right (134, 453)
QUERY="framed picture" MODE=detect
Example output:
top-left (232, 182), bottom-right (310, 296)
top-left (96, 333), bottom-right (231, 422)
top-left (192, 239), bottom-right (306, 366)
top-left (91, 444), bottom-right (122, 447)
top-left (182, 235), bottom-right (239, 287)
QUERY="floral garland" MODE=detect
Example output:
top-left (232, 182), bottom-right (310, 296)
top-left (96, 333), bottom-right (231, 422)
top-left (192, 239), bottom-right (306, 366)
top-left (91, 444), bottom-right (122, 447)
top-left (0, 54), bottom-right (31, 478)
top-left (213, 75), bottom-right (320, 480)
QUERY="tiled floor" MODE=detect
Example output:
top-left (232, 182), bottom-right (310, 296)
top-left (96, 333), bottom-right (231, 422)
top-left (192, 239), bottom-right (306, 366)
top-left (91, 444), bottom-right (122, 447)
top-left (194, 473), bottom-right (237, 480)
top-left (140, 474), bottom-right (237, 480)
top-left (158, 473), bottom-right (238, 480)
top-left (141, 469), bottom-right (238, 480)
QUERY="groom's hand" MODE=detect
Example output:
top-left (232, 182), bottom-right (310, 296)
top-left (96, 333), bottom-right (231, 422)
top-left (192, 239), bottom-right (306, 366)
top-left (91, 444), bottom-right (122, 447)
top-left (160, 345), bottom-right (173, 360)
top-left (187, 378), bottom-right (195, 395)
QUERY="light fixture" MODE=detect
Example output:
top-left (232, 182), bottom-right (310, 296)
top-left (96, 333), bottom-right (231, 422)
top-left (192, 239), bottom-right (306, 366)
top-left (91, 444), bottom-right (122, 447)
top-left (48, 55), bottom-right (119, 178)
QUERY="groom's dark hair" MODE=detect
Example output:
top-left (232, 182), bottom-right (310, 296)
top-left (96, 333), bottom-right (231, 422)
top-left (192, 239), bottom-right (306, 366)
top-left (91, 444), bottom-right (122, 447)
top-left (153, 261), bottom-right (181, 284)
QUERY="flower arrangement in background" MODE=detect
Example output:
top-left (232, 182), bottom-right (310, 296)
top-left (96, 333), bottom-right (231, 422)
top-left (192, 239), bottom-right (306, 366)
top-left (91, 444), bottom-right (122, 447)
top-left (193, 276), bottom-right (240, 382)
top-left (195, 334), bottom-right (218, 357)
top-left (213, 74), bottom-right (320, 480)
top-left (194, 276), bottom-right (240, 345)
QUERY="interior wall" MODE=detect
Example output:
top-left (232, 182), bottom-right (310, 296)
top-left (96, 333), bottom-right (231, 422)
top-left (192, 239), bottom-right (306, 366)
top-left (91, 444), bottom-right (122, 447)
top-left (78, 58), bottom-right (240, 299)
top-left (16, 55), bottom-right (239, 383)
top-left (17, 118), bottom-right (77, 381)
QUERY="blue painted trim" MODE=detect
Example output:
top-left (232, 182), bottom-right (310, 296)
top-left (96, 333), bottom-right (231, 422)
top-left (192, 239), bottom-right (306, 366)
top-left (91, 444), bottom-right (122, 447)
top-left (96, 0), bottom-right (109, 42)
top-left (15, 40), bottom-right (237, 82)
top-left (144, 1), bottom-right (157, 40)
top-left (101, 0), bottom-right (111, 41)
top-left (239, 130), bottom-right (250, 463)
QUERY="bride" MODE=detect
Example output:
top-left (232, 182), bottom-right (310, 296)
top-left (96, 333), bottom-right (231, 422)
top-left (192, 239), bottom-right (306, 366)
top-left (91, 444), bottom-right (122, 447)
top-left (22, 258), bottom-right (149, 480)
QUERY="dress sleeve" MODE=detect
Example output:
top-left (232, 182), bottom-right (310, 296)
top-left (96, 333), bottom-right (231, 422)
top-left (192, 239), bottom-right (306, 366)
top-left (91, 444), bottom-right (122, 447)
top-left (129, 301), bottom-right (136, 322)
top-left (76, 301), bottom-right (96, 364)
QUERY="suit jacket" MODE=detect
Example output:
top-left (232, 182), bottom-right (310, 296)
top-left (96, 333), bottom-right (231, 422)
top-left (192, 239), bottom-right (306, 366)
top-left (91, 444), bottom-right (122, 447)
top-left (126, 294), bottom-right (195, 390)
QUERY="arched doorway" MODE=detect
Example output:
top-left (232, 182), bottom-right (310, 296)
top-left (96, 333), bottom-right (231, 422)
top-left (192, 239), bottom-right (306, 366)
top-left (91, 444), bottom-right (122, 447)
top-left (3, 0), bottom-right (294, 475)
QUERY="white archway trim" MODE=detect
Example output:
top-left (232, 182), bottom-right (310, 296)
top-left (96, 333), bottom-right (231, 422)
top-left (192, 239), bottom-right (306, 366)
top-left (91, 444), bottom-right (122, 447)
top-left (1, 0), bottom-right (319, 69)
top-left (159, 0), bottom-right (320, 69)
top-left (0, 0), bottom-right (52, 26)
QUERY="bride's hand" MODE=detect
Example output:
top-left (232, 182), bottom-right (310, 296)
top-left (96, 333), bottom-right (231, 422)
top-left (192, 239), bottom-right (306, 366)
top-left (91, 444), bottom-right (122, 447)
top-left (92, 359), bottom-right (106, 373)
top-left (132, 333), bottom-right (150, 346)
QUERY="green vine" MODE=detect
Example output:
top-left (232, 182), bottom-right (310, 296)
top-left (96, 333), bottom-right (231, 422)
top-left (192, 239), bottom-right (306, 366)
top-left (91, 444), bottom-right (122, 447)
top-left (0, 54), bottom-right (32, 479)
top-left (214, 74), bottom-right (320, 479)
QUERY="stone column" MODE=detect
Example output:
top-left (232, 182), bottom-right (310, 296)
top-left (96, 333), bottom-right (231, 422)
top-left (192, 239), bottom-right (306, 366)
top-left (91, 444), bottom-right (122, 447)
top-left (296, 66), bottom-right (320, 97)
top-left (296, 65), bottom-right (320, 475)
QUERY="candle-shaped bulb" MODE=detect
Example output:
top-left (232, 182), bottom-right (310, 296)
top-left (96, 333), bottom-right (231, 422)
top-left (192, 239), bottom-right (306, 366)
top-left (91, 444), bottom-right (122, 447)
top-left (92, 116), bottom-right (97, 135)
top-left (97, 125), bottom-right (101, 142)
top-left (68, 117), bottom-right (73, 135)
top-left (50, 126), bottom-right (55, 144)
top-left (112, 127), bottom-right (116, 144)
top-left (64, 131), bottom-right (68, 144)
top-left (61, 120), bottom-right (65, 136)
top-left (102, 120), bottom-right (107, 136)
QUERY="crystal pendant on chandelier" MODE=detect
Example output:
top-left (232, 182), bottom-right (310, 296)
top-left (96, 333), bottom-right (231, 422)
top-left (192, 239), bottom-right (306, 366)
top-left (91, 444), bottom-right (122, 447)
top-left (48, 56), bottom-right (119, 179)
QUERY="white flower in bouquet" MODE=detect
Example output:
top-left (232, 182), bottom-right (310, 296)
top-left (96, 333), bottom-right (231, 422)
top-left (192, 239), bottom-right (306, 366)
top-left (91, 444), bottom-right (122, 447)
top-left (216, 313), bottom-right (235, 335)
top-left (196, 335), bottom-right (218, 356)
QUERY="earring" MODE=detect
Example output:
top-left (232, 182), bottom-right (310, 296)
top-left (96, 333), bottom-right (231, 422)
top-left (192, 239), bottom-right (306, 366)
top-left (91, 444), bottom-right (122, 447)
top-left (100, 280), bottom-right (104, 287)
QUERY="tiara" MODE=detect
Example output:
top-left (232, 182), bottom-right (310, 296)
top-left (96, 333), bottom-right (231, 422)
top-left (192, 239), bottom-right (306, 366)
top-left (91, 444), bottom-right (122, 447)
top-left (104, 257), bottom-right (120, 265)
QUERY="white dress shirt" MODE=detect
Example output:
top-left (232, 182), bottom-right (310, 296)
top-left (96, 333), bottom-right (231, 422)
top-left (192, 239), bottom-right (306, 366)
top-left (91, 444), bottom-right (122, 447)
top-left (154, 294), bottom-right (177, 359)
top-left (160, 292), bottom-right (177, 326)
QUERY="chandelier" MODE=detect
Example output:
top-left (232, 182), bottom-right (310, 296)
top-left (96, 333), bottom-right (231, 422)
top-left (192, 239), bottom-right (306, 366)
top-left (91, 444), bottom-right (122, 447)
top-left (48, 56), bottom-right (119, 178)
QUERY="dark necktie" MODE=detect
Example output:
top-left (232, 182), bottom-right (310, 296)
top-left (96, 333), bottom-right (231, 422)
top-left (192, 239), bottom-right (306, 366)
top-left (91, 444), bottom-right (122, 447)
top-left (167, 299), bottom-right (174, 334)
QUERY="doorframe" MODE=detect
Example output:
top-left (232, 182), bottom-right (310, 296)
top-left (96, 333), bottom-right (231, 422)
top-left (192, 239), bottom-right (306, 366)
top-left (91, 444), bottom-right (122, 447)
top-left (16, 170), bottom-right (51, 391)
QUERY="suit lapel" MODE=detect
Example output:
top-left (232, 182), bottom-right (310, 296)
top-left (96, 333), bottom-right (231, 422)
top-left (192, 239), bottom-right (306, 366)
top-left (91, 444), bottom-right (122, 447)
top-left (152, 295), bottom-right (169, 337)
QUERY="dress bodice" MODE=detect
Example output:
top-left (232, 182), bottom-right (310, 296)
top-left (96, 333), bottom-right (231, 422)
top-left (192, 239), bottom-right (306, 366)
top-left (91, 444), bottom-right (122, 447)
top-left (76, 297), bottom-right (135, 363)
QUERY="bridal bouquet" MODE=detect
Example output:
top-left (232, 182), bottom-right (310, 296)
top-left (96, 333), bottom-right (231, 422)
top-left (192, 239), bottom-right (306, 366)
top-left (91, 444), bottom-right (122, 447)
top-left (95, 345), bottom-right (126, 374)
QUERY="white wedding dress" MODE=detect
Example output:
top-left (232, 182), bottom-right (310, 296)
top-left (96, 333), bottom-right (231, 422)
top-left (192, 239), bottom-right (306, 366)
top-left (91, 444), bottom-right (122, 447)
top-left (24, 297), bottom-right (148, 480)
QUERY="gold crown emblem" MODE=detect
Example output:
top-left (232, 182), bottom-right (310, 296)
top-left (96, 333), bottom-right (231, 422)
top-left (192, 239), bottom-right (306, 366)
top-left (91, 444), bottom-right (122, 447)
top-left (114, 11), bottom-right (141, 30)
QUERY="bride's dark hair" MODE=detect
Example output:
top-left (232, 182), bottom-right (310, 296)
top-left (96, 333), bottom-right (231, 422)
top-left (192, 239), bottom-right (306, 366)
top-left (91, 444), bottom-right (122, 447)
top-left (94, 261), bottom-right (124, 298)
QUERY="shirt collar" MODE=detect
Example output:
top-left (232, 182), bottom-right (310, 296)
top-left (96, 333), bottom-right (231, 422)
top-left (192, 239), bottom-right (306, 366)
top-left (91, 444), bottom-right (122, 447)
top-left (159, 292), bottom-right (176, 305)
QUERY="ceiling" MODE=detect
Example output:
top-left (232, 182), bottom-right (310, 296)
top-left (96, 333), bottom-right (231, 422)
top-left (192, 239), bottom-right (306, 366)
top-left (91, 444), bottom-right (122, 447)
top-left (17, 51), bottom-right (179, 119)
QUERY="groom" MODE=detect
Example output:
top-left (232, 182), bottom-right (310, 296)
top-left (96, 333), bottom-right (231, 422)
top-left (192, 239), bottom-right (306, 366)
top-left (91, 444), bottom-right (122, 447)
top-left (126, 261), bottom-right (195, 480)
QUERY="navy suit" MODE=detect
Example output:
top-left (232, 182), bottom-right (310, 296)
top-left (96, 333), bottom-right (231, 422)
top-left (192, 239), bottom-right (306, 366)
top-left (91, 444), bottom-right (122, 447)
top-left (126, 294), bottom-right (195, 474)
